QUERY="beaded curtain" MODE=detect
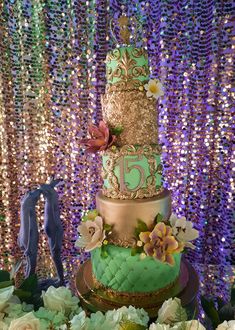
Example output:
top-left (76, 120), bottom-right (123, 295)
top-left (0, 0), bottom-right (234, 296)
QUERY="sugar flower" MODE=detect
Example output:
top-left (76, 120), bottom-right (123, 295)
top-left (169, 214), bottom-right (199, 249)
top-left (80, 120), bottom-right (116, 153)
top-left (139, 223), bottom-right (184, 265)
top-left (75, 216), bottom-right (106, 252)
top-left (42, 286), bottom-right (79, 316)
top-left (157, 297), bottom-right (187, 325)
top-left (144, 79), bottom-right (164, 100)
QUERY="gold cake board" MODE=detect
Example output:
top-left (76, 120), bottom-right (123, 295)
top-left (75, 258), bottom-right (199, 318)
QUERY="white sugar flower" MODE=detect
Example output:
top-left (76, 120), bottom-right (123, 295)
top-left (157, 297), bottom-right (187, 325)
top-left (169, 214), bottom-right (199, 249)
top-left (144, 79), bottom-right (164, 99)
top-left (75, 216), bottom-right (106, 252)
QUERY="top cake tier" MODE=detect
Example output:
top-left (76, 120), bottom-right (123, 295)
top-left (106, 46), bottom-right (149, 92)
top-left (102, 46), bottom-right (160, 146)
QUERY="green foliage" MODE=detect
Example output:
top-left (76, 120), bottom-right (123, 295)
top-left (134, 219), bottom-right (148, 238)
top-left (154, 213), bottom-right (163, 224)
top-left (174, 300), bottom-right (187, 323)
top-left (14, 288), bottom-right (32, 300)
top-left (201, 282), bottom-right (235, 327)
top-left (231, 284), bottom-right (235, 306)
top-left (131, 247), bottom-right (143, 256)
top-left (218, 303), bottom-right (235, 322)
top-left (101, 245), bottom-right (108, 258)
top-left (0, 270), bottom-right (10, 282)
top-left (0, 280), bottom-right (13, 289)
top-left (104, 223), bottom-right (112, 231)
top-left (82, 209), bottom-right (99, 222)
top-left (201, 296), bottom-right (220, 328)
top-left (19, 273), bottom-right (38, 292)
top-left (110, 126), bottom-right (124, 136)
top-left (0, 215), bottom-right (5, 222)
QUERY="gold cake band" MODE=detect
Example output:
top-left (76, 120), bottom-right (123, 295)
top-left (92, 272), bottom-right (179, 304)
top-left (105, 79), bottom-right (148, 93)
top-left (96, 189), bottom-right (172, 247)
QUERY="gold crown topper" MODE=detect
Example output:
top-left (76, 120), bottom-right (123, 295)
top-left (110, 15), bottom-right (141, 45)
top-left (118, 15), bottom-right (131, 44)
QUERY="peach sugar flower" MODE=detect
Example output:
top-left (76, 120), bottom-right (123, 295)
top-left (139, 222), bottom-right (184, 266)
top-left (75, 216), bottom-right (106, 252)
top-left (80, 120), bottom-right (116, 153)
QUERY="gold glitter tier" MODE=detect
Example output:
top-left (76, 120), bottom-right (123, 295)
top-left (96, 189), bottom-right (171, 247)
top-left (102, 145), bottom-right (162, 200)
top-left (101, 90), bottom-right (158, 146)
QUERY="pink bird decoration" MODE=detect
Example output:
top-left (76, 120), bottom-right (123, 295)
top-left (80, 121), bottom-right (116, 153)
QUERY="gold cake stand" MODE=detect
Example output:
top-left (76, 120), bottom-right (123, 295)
top-left (75, 258), bottom-right (199, 318)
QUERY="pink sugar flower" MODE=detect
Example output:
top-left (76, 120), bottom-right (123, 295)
top-left (80, 121), bottom-right (116, 153)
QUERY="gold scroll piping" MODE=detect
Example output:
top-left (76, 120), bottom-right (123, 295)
top-left (101, 145), bottom-right (163, 199)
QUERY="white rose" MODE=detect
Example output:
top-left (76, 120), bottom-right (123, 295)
top-left (0, 286), bottom-right (14, 312)
top-left (157, 298), bottom-right (187, 325)
top-left (216, 320), bottom-right (235, 330)
top-left (75, 216), bottom-right (106, 252)
top-left (149, 323), bottom-right (171, 330)
top-left (42, 286), bottom-right (79, 316)
top-left (8, 312), bottom-right (40, 330)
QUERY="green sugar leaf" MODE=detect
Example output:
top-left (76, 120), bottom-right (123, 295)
top-left (14, 289), bottom-right (32, 300)
top-left (131, 247), bottom-right (137, 256)
top-left (101, 246), bottom-right (108, 258)
top-left (201, 296), bottom-right (220, 327)
top-left (137, 219), bottom-right (148, 232)
top-left (154, 213), bottom-right (163, 224)
top-left (110, 126), bottom-right (124, 136)
top-left (104, 224), bottom-right (112, 231)
top-left (19, 274), bottom-right (38, 292)
top-left (0, 280), bottom-right (13, 289)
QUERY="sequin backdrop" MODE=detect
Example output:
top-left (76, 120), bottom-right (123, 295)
top-left (0, 0), bottom-right (234, 295)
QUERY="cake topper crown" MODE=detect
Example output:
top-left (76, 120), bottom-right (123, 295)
top-left (110, 15), bottom-right (141, 45)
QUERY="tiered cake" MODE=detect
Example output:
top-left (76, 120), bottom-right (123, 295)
top-left (76, 16), bottom-right (198, 312)
top-left (91, 44), bottom-right (181, 293)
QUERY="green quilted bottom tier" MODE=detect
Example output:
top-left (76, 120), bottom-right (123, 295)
top-left (91, 245), bottom-right (181, 293)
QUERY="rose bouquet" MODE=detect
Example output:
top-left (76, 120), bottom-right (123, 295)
top-left (0, 272), bottom-right (234, 330)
